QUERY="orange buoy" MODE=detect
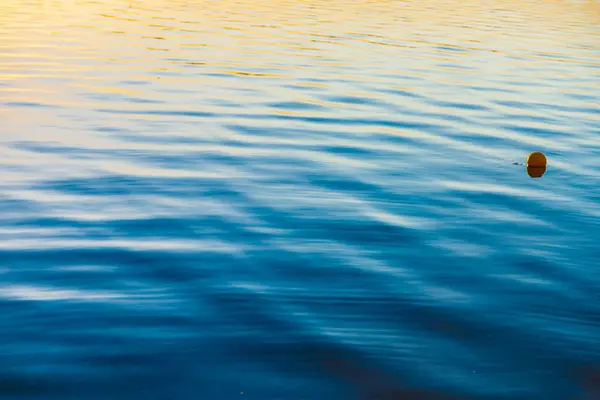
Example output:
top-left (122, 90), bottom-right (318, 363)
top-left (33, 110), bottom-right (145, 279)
top-left (527, 152), bottom-right (547, 168)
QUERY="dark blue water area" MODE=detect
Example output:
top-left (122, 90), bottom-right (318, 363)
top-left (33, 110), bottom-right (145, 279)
top-left (2, 0), bottom-right (600, 399)
top-left (1, 156), bottom-right (599, 399)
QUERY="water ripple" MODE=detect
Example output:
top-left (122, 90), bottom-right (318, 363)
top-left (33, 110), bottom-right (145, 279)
top-left (1, 0), bottom-right (599, 399)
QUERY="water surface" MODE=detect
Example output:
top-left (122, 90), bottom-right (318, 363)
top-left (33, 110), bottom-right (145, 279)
top-left (1, 0), bottom-right (600, 399)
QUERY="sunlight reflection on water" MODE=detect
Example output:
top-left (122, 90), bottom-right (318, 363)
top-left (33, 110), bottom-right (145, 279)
top-left (1, 0), bottom-right (599, 399)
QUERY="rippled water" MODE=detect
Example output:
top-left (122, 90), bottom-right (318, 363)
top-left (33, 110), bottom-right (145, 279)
top-left (1, 0), bottom-right (600, 398)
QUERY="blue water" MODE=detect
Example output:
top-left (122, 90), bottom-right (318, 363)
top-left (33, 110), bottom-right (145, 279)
top-left (1, 0), bottom-right (600, 399)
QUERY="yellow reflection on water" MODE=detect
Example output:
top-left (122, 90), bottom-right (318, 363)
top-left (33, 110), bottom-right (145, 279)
top-left (1, 0), bottom-right (598, 124)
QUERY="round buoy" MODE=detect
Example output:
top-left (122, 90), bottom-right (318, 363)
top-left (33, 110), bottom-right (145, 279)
top-left (527, 152), bottom-right (547, 168)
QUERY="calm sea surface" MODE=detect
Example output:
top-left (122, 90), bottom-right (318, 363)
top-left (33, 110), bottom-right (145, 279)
top-left (1, 0), bottom-right (599, 399)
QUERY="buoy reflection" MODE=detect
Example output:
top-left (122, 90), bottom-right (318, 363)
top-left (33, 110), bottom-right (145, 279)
top-left (527, 166), bottom-right (546, 178)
